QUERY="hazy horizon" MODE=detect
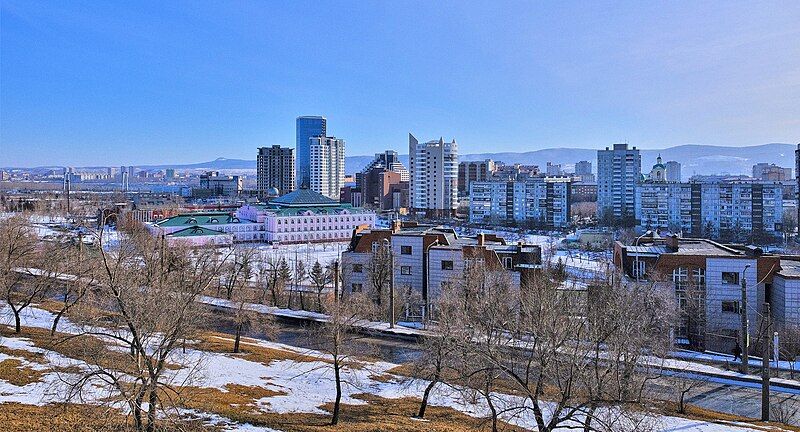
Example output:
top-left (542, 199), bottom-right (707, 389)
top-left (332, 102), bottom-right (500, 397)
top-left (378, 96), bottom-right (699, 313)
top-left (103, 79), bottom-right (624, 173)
top-left (2, 1), bottom-right (799, 167)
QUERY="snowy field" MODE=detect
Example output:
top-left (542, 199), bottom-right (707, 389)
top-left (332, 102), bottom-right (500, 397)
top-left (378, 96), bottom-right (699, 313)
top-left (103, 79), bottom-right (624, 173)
top-left (1, 304), bottom-right (794, 431)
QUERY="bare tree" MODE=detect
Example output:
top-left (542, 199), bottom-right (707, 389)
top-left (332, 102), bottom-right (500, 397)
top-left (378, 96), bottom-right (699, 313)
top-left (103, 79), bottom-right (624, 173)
top-left (229, 280), bottom-right (275, 353)
top-left (220, 245), bottom-right (257, 300)
top-left (61, 221), bottom-right (230, 432)
top-left (259, 254), bottom-right (288, 306)
top-left (49, 243), bottom-right (96, 335)
top-left (1, 215), bottom-right (49, 333)
top-left (308, 293), bottom-right (375, 425)
top-left (365, 242), bottom-right (391, 315)
top-left (447, 260), bottom-right (673, 432)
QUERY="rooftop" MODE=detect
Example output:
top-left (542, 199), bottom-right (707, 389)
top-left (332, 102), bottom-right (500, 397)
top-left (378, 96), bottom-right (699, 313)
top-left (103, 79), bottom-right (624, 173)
top-left (154, 212), bottom-right (251, 227)
top-left (166, 226), bottom-right (229, 237)
top-left (269, 189), bottom-right (338, 207)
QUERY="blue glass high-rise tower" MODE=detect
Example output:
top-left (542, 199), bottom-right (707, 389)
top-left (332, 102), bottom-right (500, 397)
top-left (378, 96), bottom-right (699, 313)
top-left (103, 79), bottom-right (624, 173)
top-left (296, 116), bottom-right (326, 189)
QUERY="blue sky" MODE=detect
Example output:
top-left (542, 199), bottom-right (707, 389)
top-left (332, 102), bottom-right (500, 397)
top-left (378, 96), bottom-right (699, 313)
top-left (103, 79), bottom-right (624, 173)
top-left (1, 1), bottom-right (799, 167)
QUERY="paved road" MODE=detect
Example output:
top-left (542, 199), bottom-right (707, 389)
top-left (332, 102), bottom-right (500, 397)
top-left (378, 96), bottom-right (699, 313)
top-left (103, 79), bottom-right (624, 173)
top-left (207, 307), bottom-right (800, 426)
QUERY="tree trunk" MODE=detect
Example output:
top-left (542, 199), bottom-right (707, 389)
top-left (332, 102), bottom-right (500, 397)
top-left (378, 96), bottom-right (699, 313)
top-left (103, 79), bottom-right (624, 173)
top-left (317, 292), bottom-right (323, 312)
top-left (332, 361), bottom-right (342, 425)
top-left (583, 405), bottom-right (596, 432)
top-left (13, 310), bottom-right (21, 334)
top-left (133, 392), bottom-right (145, 432)
top-left (233, 323), bottom-right (242, 353)
top-left (484, 383), bottom-right (498, 432)
top-left (417, 377), bottom-right (437, 419)
top-left (51, 309), bottom-right (66, 336)
top-left (146, 386), bottom-right (158, 432)
top-left (299, 291), bottom-right (306, 311)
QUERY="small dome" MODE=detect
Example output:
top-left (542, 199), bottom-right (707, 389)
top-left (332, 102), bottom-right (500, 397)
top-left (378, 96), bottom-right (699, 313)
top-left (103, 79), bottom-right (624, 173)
top-left (267, 187), bottom-right (280, 196)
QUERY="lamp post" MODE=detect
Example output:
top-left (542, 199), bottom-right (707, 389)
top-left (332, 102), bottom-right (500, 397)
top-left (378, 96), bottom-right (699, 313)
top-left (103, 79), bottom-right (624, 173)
top-left (740, 264), bottom-right (751, 374)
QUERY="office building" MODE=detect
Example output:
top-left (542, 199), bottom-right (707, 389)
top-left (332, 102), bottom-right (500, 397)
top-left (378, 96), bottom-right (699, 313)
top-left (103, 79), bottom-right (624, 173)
top-left (309, 136), bottom-right (345, 200)
top-left (469, 177), bottom-right (572, 228)
top-left (458, 159), bottom-right (495, 196)
top-left (196, 171), bottom-right (243, 197)
top-left (666, 161), bottom-right (681, 182)
top-left (296, 116), bottom-right (326, 189)
top-left (597, 143), bottom-right (641, 222)
top-left (797, 144), bottom-right (800, 226)
top-left (408, 134), bottom-right (458, 217)
top-left (359, 167), bottom-right (409, 211)
top-left (359, 150), bottom-right (409, 182)
top-left (257, 145), bottom-right (295, 198)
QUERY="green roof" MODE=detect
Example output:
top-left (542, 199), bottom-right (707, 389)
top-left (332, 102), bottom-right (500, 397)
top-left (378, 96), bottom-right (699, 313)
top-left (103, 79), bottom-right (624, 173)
top-left (269, 189), bottom-right (338, 206)
top-left (166, 226), bottom-right (229, 237)
top-left (266, 204), bottom-right (366, 216)
top-left (155, 212), bottom-right (247, 227)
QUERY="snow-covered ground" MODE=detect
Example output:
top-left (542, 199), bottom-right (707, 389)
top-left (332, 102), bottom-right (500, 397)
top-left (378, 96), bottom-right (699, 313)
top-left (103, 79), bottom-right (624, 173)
top-left (1, 304), bottom-right (792, 431)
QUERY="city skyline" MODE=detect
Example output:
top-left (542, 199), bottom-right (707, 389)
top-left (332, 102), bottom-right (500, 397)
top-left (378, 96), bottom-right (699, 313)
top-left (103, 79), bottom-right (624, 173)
top-left (2, 1), bottom-right (800, 167)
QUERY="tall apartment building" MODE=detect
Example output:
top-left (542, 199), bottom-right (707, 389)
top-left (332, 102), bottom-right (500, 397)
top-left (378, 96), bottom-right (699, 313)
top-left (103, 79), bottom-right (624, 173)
top-left (308, 136), bottom-right (345, 200)
top-left (574, 160), bottom-right (594, 182)
top-left (257, 145), bottom-right (295, 198)
top-left (796, 144), bottom-right (800, 225)
top-left (597, 143), bottom-right (641, 221)
top-left (546, 162), bottom-right (563, 176)
top-left (636, 178), bottom-right (783, 240)
top-left (408, 134), bottom-right (458, 217)
top-left (469, 177), bottom-right (572, 228)
top-left (296, 116), bottom-right (326, 189)
top-left (458, 159), bottom-right (495, 195)
top-left (665, 161), bottom-right (682, 182)
top-left (753, 162), bottom-right (792, 181)
top-left (357, 151), bottom-right (409, 212)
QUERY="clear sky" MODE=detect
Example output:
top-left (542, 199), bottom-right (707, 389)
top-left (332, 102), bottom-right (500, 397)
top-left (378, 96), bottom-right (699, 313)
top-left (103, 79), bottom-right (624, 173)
top-left (1, 0), bottom-right (799, 167)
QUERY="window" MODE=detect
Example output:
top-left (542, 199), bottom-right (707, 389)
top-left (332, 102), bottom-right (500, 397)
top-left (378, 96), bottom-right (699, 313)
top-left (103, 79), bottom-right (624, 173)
top-left (401, 266), bottom-right (412, 275)
top-left (503, 257), bottom-right (513, 269)
top-left (441, 260), bottom-right (453, 270)
top-left (632, 260), bottom-right (646, 279)
top-left (722, 272), bottom-right (740, 285)
top-left (353, 263), bottom-right (363, 273)
top-left (401, 245), bottom-right (412, 255)
top-left (351, 283), bottom-right (363, 293)
top-left (721, 300), bottom-right (740, 314)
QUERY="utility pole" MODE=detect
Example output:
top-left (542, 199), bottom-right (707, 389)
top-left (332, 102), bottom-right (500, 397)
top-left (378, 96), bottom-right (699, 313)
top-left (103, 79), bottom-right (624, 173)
top-left (388, 242), bottom-right (395, 329)
top-left (762, 302), bottom-right (771, 421)
top-left (333, 260), bottom-right (339, 305)
top-left (740, 264), bottom-right (751, 374)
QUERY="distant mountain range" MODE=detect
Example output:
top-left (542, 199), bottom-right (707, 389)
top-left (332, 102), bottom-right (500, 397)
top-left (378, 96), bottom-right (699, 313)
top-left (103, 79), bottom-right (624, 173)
top-left (5, 143), bottom-right (796, 180)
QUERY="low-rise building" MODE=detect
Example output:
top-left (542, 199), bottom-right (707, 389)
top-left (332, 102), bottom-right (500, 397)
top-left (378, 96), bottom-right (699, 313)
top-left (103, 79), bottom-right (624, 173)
top-left (237, 189), bottom-right (375, 244)
top-left (614, 235), bottom-right (800, 351)
top-left (341, 222), bottom-right (541, 320)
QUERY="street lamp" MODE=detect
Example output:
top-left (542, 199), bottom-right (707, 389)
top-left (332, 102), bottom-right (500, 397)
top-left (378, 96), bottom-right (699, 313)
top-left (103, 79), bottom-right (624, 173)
top-left (740, 264), bottom-right (751, 374)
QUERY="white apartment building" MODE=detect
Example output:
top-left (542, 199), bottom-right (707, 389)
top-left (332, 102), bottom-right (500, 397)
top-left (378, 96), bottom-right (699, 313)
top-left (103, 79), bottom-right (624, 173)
top-left (309, 136), bottom-right (345, 200)
top-left (469, 177), bottom-right (572, 228)
top-left (408, 134), bottom-right (458, 217)
top-left (636, 179), bottom-right (783, 240)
